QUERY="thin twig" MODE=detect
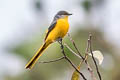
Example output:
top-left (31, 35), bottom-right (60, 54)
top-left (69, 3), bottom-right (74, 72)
top-left (89, 34), bottom-right (102, 80)
top-left (67, 33), bottom-right (84, 59)
top-left (84, 38), bottom-right (92, 71)
top-left (79, 53), bottom-right (88, 67)
top-left (64, 43), bottom-right (81, 59)
top-left (67, 33), bottom-right (89, 68)
top-left (85, 38), bottom-right (97, 80)
top-left (67, 33), bottom-right (97, 80)
top-left (64, 42), bottom-right (96, 80)
top-left (39, 57), bottom-right (65, 63)
top-left (58, 38), bottom-right (87, 80)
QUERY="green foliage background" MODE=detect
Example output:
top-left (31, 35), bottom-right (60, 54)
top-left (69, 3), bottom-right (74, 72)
top-left (5, 27), bottom-right (119, 80)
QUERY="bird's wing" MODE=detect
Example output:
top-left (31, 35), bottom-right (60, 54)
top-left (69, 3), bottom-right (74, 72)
top-left (44, 21), bottom-right (57, 41)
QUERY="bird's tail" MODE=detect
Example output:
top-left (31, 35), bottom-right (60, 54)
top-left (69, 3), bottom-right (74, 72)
top-left (25, 41), bottom-right (51, 69)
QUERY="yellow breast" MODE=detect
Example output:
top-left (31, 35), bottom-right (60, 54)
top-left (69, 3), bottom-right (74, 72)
top-left (56, 18), bottom-right (69, 37)
top-left (46, 17), bottom-right (69, 42)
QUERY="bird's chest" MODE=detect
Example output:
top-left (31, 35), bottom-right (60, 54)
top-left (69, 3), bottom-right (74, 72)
top-left (55, 19), bottom-right (69, 36)
top-left (46, 18), bottom-right (69, 42)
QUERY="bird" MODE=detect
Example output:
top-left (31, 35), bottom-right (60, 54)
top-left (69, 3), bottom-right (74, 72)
top-left (25, 10), bottom-right (72, 69)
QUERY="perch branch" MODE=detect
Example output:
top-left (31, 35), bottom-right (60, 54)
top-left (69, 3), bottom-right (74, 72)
top-left (64, 43), bottom-right (81, 59)
top-left (67, 33), bottom-right (97, 80)
top-left (39, 57), bottom-right (65, 63)
top-left (67, 33), bottom-right (84, 60)
top-left (85, 38), bottom-right (97, 80)
top-left (89, 34), bottom-right (102, 80)
top-left (58, 38), bottom-right (87, 80)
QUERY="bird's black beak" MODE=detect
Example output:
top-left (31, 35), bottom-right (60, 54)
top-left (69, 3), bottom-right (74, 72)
top-left (68, 13), bottom-right (72, 16)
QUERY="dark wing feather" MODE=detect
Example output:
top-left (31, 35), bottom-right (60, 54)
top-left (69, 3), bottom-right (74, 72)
top-left (44, 21), bottom-right (57, 41)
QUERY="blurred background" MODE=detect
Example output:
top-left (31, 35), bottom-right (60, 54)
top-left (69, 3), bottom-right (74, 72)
top-left (0, 0), bottom-right (120, 80)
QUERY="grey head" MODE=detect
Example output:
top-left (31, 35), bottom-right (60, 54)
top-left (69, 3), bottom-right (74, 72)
top-left (54, 11), bottom-right (72, 20)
